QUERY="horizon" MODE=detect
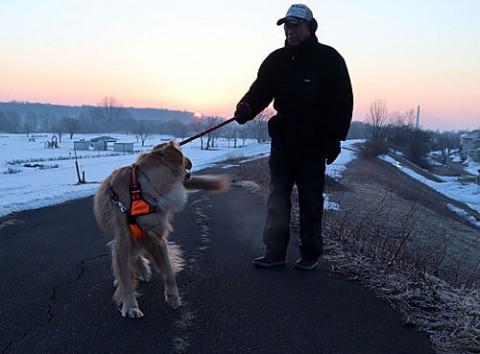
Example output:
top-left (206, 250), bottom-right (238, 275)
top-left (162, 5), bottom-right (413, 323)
top-left (1, 1), bottom-right (479, 131)
top-left (1, 99), bottom-right (478, 133)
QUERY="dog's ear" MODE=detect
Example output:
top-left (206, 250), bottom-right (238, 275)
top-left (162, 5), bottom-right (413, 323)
top-left (152, 142), bottom-right (167, 151)
top-left (184, 157), bottom-right (192, 170)
top-left (164, 140), bottom-right (184, 165)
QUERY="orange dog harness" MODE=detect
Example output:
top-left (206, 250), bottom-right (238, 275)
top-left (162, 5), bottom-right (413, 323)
top-left (108, 165), bottom-right (158, 240)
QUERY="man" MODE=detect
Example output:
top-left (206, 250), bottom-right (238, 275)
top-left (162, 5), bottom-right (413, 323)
top-left (234, 4), bottom-right (353, 270)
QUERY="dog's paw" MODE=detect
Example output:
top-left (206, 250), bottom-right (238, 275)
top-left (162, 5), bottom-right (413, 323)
top-left (165, 292), bottom-right (181, 309)
top-left (120, 300), bottom-right (144, 318)
top-left (136, 267), bottom-right (152, 283)
top-left (137, 274), bottom-right (152, 283)
top-left (120, 305), bottom-right (144, 319)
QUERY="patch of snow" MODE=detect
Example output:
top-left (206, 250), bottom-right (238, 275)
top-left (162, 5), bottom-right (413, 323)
top-left (464, 157), bottom-right (480, 176)
top-left (325, 194), bottom-right (341, 211)
top-left (380, 154), bottom-right (480, 226)
top-left (426, 155), bottom-right (445, 166)
top-left (447, 204), bottom-right (480, 227)
top-left (451, 155), bottom-right (462, 163)
top-left (325, 140), bottom-right (361, 180)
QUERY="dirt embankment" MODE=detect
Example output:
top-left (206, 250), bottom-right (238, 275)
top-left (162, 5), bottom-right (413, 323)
top-left (332, 157), bottom-right (480, 284)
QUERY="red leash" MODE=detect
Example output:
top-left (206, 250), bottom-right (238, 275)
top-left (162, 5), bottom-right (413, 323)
top-left (179, 117), bottom-right (235, 146)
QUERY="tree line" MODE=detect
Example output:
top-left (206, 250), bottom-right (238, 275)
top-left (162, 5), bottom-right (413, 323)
top-left (353, 99), bottom-right (468, 167)
top-left (0, 97), bottom-right (469, 158)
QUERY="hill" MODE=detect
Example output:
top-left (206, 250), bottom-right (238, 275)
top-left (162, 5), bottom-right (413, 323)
top-left (0, 101), bottom-right (196, 124)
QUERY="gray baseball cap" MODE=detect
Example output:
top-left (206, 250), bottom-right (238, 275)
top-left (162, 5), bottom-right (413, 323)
top-left (277, 4), bottom-right (313, 25)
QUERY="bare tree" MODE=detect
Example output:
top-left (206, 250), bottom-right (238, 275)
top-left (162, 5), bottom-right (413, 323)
top-left (403, 108), bottom-right (416, 128)
top-left (358, 100), bottom-right (391, 158)
top-left (366, 99), bottom-right (390, 140)
top-left (61, 117), bottom-right (81, 139)
top-left (192, 119), bottom-right (207, 150)
top-left (204, 116), bottom-right (223, 149)
top-left (248, 110), bottom-right (272, 143)
top-left (132, 120), bottom-right (152, 146)
top-left (387, 106), bottom-right (432, 166)
top-left (223, 125), bottom-right (238, 148)
top-left (89, 97), bottom-right (131, 132)
top-left (392, 108), bottom-right (416, 128)
top-left (237, 126), bottom-right (249, 147)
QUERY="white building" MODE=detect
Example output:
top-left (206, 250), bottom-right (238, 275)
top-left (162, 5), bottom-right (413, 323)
top-left (460, 130), bottom-right (480, 162)
top-left (114, 142), bottom-right (134, 153)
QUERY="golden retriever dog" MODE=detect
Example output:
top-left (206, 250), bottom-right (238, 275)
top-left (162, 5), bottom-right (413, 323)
top-left (93, 140), bottom-right (229, 318)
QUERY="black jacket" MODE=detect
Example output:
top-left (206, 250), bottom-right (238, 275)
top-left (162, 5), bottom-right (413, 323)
top-left (238, 36), bottom-right (353, 148)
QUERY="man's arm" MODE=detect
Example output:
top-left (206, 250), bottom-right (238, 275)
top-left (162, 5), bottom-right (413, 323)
top-left (234, 57), bottom-right (274, 124)
top-left (324, 54), bottom-right (353, 164)
top-left (330, 56), bottom-right (354, 141)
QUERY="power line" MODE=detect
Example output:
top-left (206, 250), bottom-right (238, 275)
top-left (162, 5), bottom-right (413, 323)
top-left (419, 109), bottom-right (464, 131)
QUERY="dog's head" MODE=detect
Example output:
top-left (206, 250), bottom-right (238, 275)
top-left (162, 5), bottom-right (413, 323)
top-left (132, 140), bottom-right (192, 186)
top-left (147, 140), bottom-right (192, 170)
top-left (134, 139), bottom-right (229, 195)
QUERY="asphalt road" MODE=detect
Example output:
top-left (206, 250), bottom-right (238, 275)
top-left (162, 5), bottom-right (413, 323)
top-left (0, 186), bottom-right (435, 353)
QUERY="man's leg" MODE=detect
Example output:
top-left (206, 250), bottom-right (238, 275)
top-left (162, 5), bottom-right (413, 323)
top-left (295, 153), bottom-right (326, 263)
top-left (261, 148), bottom-right (294, 260)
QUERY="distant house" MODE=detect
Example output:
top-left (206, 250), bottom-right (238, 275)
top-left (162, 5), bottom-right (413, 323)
top-left (90, 136), bottom-right (118, 151)
top-left (74, 140), bottom-right (90, 151)
top-left (460, 130), bottom-right (480, 162)
top-left (114, 142), bottom-right (134, 153)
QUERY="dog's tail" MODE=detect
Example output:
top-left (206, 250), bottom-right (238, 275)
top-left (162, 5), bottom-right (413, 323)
top-left (167, 241), bottom-right (185, 274)
top-left (184, 174), bottom-right (230, 192)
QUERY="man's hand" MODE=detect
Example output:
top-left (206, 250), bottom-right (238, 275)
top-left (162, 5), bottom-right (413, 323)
top-left (234, 102), bottom-right (251, 125)
top-left (324, 140), bottom-right (341, 165)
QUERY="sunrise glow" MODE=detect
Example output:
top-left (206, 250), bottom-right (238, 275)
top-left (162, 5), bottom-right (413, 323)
top-left (0, 1), bottom-right (479, 130)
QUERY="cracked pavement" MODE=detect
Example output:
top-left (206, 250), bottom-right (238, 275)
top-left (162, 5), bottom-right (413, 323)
top-left (1, 185), bottom-right (435, 353)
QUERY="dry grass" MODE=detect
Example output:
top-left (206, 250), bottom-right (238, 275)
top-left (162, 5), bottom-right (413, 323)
top-left (323, 208), bottom-right (480, 353)
top-left (335, 158), bottom-right (480, 286)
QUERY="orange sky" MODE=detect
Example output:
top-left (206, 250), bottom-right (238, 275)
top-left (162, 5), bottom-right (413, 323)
top-left (1, 1), bottom-right (479, 131)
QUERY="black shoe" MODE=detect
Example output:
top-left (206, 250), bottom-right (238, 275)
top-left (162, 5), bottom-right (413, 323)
top-left (294, 258), bottom-right (319, 271)
top-left (252, 255), bottom-right (286, 268)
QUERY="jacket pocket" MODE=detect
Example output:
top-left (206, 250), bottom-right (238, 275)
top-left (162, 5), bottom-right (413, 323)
top-left (267, 115), bottom-right (281, 139)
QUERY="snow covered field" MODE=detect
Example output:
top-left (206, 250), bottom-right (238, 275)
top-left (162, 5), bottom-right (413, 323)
top-left (0, 133), bottom-right (478, 228)
top-left (0, 133), bottom-right (355, 218)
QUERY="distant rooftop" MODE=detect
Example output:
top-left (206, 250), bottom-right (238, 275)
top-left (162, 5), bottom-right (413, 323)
top-left (461, 130), bottom-right (480, 140)
top-left (90, 136), bottom-right (118, 143)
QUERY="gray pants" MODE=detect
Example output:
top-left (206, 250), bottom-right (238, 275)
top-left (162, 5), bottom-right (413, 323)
top-left (263, 146), bottom-right (325, 260)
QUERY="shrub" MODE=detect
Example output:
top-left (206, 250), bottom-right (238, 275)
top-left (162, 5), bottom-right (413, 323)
top-left (3, 167), bottom-right (21, 174)
top-left (357, 138), bottom-right (389, 158)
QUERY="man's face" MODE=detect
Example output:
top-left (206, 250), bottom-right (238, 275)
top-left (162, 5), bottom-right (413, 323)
top-left (284, 21), bottom-right (311, 46)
